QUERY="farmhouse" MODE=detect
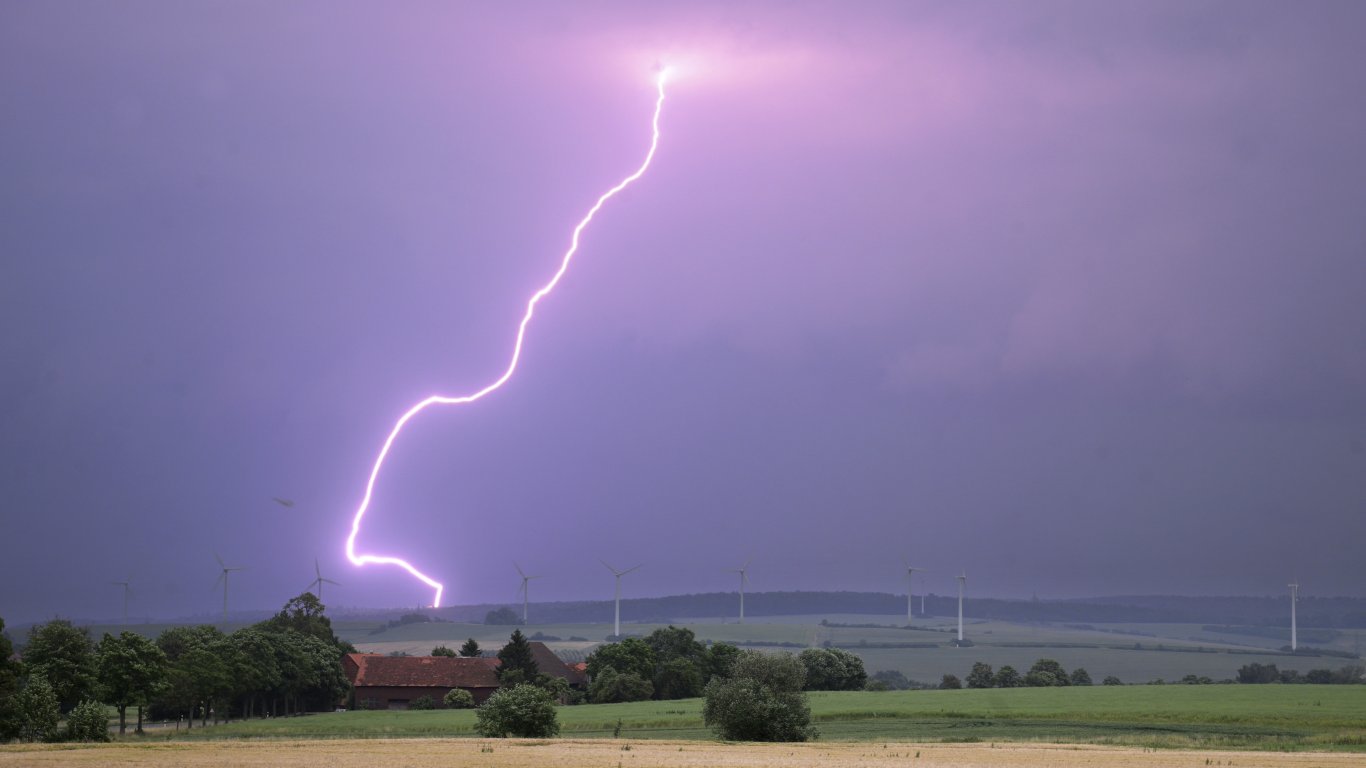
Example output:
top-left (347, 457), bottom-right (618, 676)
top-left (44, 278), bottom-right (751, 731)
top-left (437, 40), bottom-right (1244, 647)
top-left (344, 642), bottom-right (586, 710)
top-left (343, 653), bottom-right (499, 709)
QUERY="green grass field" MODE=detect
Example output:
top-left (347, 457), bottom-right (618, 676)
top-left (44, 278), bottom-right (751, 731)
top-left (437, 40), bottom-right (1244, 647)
top-left (147, 684), bottom-right (1366, 751)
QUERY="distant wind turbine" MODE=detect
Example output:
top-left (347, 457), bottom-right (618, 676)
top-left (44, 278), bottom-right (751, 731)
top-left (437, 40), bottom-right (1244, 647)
top-left (730, 560), bottom-right (750, 624)
top-left (212, 553), bottom-right (245, 624)
top-left (602, 560), bottom-right (641, 638)
top-left (956, 571), bottom-right (967, 643)
top-left (515, 562), bottom-right (543, 624)
top-left (110, 578), bottom-right (131, 623)
top-left (271, 497), bottom-right (295, 508)
top-left (306, 558), bottom-right (340, 601)
top-left (903, 565), bottom-right (926, 625)
top-left (1289, 580), bottom-right (1299, 651)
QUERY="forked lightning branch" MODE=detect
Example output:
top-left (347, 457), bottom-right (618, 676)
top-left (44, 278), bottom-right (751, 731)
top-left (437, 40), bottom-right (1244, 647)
top-left (344, 70), bottom-right (672, 607)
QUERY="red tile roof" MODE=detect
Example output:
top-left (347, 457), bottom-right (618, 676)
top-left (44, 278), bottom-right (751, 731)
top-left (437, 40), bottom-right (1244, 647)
top-left (345, 654), bottom-right (499, 689)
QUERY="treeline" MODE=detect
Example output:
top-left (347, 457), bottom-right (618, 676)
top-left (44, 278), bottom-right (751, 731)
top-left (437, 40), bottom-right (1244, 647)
top-left (1235, 662), bottom-right (1364, 685)
top-left (413, 591), bottom-right (1366, 628)
top-left (0, 593), bottom-right (351, 743)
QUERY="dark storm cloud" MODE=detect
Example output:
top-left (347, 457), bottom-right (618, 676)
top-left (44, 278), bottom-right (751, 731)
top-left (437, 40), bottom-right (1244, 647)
top-left (1, 1), bottom-right (1363, 622)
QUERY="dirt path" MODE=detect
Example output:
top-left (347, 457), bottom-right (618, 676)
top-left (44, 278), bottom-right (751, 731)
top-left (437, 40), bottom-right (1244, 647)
top-left (2, 739), bottom-right (1362, 768)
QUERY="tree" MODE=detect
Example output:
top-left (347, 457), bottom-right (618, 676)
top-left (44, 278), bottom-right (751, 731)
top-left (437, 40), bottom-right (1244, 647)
top-left (1236, 663), bottom-right (1280, 684)
top-left (702, 651), bottom-right (815, 742)
top-left (228, 628), bottom-right (282, 719)
top-left (431, 645), bottom-right (457, 658)
top-left (1025, 659), bottom-right (1070, 687)
top-left (443, 688), bottom-right (475, 708)
top-left (653, 657), bottom-right (704, 699)
top-left (966, 662), bottom-right (995, 689)
top-left (586, 638), bottom-right (655, 683)
top-left (939, 674), bottom-right (962, 689)
top-left (475, 684), bottom-right (560, 738)
top-left (705, 642), bottom-right (741, 681)
top-left (16, 675), bottom-right (59, 743)
top-left (798, 648), bottom-right (867, 691)
top-left (1102, 676), bottom-right (1123, 686)
top-left (459, 638), bottom-right (481, 658)
top-left (23, 620), bottom-right (97, 712)
top-left (66, 699), bottom-right (110, 742)
top-left (96, 631), bottom-right (168, 735)
top-left (588, 667), bottom-right (654, 703)
top-left (496, 630), bottom-right (539, 684)
top-left (994, 665), bottom-right (1022, 688)
top-left (484, 607), bottom-right (523, 625)
top-left (0, 617), bottom-right (21, 742)
top-left (1070, 667), bottom-right (1093, 686)
top-left (872, 669), bottom-right (911, 690)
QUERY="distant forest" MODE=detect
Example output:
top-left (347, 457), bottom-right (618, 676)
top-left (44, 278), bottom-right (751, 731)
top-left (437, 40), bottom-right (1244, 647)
top-left (395, 592), bottom-right (1366, 629)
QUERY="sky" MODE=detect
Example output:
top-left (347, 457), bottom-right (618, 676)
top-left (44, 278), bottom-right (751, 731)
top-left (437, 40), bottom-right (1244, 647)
top-left (2, 1), bottom-right (1364, 623)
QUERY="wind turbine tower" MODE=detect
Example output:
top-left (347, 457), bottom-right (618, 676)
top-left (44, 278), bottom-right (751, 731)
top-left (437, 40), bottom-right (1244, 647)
top-left (903, 565), bottom-right (924, 624)
top-left (1289, 580), bottom-right (1299, 651)
top-left (306, 558), bottom-right (340, 601)
top-left (213, 553), bottom-right (245, 624)
top-left (731, 561), bottom-right (750, 624)
top-left (602, 560), bottom-right (641, 638)
top-left (956, 571), bottom-right (967, 643)
top-left (515, 562), bottom-right (543, 624)
top-left (111, 579), bottom-right (131, 623)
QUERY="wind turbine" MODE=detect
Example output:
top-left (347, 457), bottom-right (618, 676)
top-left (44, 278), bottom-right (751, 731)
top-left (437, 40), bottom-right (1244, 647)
top-left (903, 565), bottom-right (926, 625)
top-left (514, 562), bottom-right (543, 624)
top-left (1288, 580), bottom-right (1299, 651)
top-left (306, 558), bottom-right (339, 601)
top-left (956, 571), bottom-right (967, 643)
top-left (212, 553), bottom-right (245, 624)
top-left (602, 560), bottom-right (641, 638)
top-left (110, 578), bottom-right (131, 623)
top-left (730, 560), bottom-right (750, 624)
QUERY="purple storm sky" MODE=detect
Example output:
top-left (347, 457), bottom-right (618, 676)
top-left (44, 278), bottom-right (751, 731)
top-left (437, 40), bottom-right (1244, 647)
top-left (2, 2), bottom-right (1364, 622)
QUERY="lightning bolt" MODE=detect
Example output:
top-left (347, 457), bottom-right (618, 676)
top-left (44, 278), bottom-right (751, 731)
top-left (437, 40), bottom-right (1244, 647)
top-left (345, 69), bottom-right (672, 607)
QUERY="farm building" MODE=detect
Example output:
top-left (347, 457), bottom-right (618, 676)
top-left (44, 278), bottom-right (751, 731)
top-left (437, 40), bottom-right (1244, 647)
top-left (343, 653), bottom-right (499, 709)
top-left (344, 642), bottom-right (586, 710)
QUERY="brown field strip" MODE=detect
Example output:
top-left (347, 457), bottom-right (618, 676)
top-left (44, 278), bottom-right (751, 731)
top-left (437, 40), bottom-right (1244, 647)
top-left (2, 739), bottom-right (1363, 768)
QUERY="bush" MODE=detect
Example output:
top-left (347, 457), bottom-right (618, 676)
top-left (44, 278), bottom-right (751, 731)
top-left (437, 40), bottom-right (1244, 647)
top-left (994, 665), bottom-right (1022, 688)
top-left (1025, 659), bottom-right (1070, 687)
top-left (1102, 676), bottom-right (1123, 686)
top-left (966, 662), bottom-right (995, 689)
top-left (703, 651), bottom-right (815, 742)
top-left (475, 684), bottom-right (559, 738)
top-left (871, 669), bottom-right (911, 690)
top-left (66, 699), bottom-right (109, 743)
top-left (443, 689), bottom-right (476, 709)
top-left (939, 674), bottom-right (962, 690)
top-left (409, 696), bottom-right (436, 710)
top-left (1070, 667), bottom-right (1093, 686)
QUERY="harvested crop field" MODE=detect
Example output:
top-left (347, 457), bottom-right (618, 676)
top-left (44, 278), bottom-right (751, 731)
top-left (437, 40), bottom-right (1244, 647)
top-left (2, 739), bottom-right (1362, 768)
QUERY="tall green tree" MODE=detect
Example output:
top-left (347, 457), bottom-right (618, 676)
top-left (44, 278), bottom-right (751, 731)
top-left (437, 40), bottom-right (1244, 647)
top-left (966, 661), bottom-right (996, 689)
top-left (23, 620), bottom-right (97, 712)
top-left (994, 665), bottom-right (1023, 688)
top-left (459, 638), bottom-right (481, 658)
top-left (431, 645), bottom-right (457, 657)
top-left (585, 637), bottom-right (655, 683)
top-left (96, 631), bottom-right (168, 735)
top-left (798, 648), bottom-right (867, 691)
top-left (496, 630), bottom-right (539, 685)
top-left (1025, 658), bottom-right (1070, 687)
top-left (15, 674), bottom-right (59, 743)
top-left (0, 617), bottom-right (21, 742)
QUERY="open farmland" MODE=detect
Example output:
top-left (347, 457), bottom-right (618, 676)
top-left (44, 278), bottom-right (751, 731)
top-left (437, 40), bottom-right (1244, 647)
top-left (341, 614), bottom-right (1359, 685)
top-left (4, 739), bottom-right (1364, 768)
top-left (119, 684), bottom-right (1366, 751)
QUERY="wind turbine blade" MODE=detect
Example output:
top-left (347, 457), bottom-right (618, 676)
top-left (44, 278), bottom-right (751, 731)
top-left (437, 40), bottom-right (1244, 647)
top-left (600, 559), bottom-right (617, 575)
top-left (214, 552), bottom-right (225, 569)
top-left (212, 572), bottom-right (224, 591)
top-left (622, 564), bottom-right (643, 576)
top-left (514, 562), bottom-right (527, 579)
top-left (315, 558), bottom-right (322, 580)
top-left (321, 578), bottom-right (340, 586)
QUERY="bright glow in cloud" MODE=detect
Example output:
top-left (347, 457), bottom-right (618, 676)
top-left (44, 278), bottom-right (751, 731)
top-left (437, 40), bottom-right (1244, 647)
top-left (344, 69), bottom-right (672, 607)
